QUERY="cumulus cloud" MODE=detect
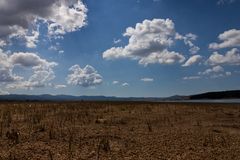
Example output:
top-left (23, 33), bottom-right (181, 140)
top-left (113, 39), bottom-right (121, 44)
top-left (0, 40), bottom-right (7, 47)
top-left (225, 71), bottom-right (232, 76)
top-left (46, 0), bottom-right (87, 37)
top-left (182, 55), bottom-right (202, 67)
top-left (198, 65), bottom-right (224, 75)
top-left (54, 84), bottom-right (66, 89)
top-left (8, 52), bottom-right (58, 89)
top-left (25, 29), bottom-right (40, 48)
top-left (122, 83), bottom-right (129, 87)
top-left (217, 0), bottom-right (237, 5)
top-left (141, 78), bottom-right (154, 82)
top-left (112, 81), bottom-right (119, 84)
top-left (102, 18), bottom-right (201, 66)
top-left (184, 65), bottom-right (233, 80)
top-left (183, 76), bottom-right (201, 80)
top-left (0, 49), bottom-right (24, 82)
top-left (0, 89), bottom-right (9, 95)
top-left (198, 65), bottom-right (232, 79)
top-left (67, 65), bottom-right (103, 87)
top-left (10, 52), bottom-right (55, 67)
top-left (207, 48), bottom-right (240, 65)
top-left (210, 72), bottom-right (232, 79)
top-left (209, 29), bottom-right (240, 49)
top-left (0, 50), bottom-right (58, 89)
top-left (0, 0), bottom-right (87, 47)
top-left (49, 45), bottom-right (59, 51)
top-left (7, 69), bottom-right (56, 90)
top-left (58, 50), bottom-right (64, 54)
top-left (175, 33), bottom-right (200, 54)
top-left (24, 60), bottom-right (57, 89)
top-left (49, 43), bottom-right (64, 54)
top-left (138, 50), bottom-right (185, 66)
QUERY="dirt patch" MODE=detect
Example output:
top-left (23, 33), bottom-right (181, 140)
top-left (0, 101), bottom-right (240, 159)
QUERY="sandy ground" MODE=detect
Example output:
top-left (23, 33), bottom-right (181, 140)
top-left (0, 101), bottom-right (240, 160)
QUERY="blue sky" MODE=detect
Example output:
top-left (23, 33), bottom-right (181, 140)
top-left (0, 0), bottom-right (239, 97)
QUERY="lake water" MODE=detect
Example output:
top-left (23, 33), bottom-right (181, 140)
top-left (172, 99), bottom-right (240, 104)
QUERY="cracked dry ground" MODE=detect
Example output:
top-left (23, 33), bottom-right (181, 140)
top-left (0, 101), bottom-right (240, 159)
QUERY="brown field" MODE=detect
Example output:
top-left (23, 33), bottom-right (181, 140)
top-left (0, 101), bottom-right (240, 160)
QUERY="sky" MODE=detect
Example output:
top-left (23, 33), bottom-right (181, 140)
top-left (0, 0), bottom-right (240, 97)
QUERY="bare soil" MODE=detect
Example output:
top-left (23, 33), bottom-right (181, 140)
top-left (0, 101), bottom-right (240, 160)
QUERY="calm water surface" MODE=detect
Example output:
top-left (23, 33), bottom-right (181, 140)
top-left (175, 99), bottom-right (240, 104)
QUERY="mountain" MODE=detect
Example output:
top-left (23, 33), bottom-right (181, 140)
top-left (189, 90), bottom-right (240, 100)
top-left (0, 90), bottom-right (239, 101)
top-left (0, 94), bottom-right (118, 101)
top-left (165, 95), bottom-right (189, 101)
top-left (0, 94), bottom-right (178, 101)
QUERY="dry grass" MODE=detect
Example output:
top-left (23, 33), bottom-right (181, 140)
top-left (0, 101), bottom-right (240, 159)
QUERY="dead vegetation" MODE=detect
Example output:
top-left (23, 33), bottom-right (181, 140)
top-left (0, 101), bottom-right (240, 159)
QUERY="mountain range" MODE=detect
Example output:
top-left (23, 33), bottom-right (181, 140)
top-left (0, 90), bottom-right (239, 101)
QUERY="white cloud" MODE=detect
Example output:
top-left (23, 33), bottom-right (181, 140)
top-left (0, 49), bottom-right (24, 82)
top-left (10, 52), bottom-right (55, 67)
top-left (184, 65), bottom-right (233, 80)
top-left (49, 43), bottom-right (64, 54)
top-left (0, 50), bottom-right (58, 89)
top-left (102, 18), bottom-right (200, 66)
top-left (46, 0), bottom-right (88, 38)
top-left (58, 50), bottom-right (64, 54)
top-left (183, 76), bottom-right (201, 80)
top-left (67, 64), bottom-right (103, 87)
top-left (0, 89), bottom-right (9, 95)
top-left (0, 68), bottom-right (22, 82)
top-left (141, 78), bottom-right (154, 82)
top-left (0, 0), bottom-right (87, 48)
top-left (217, 0), bottom-right (237, 5)
top-left (102, 47), bottom-right (125, 60)
top-left (25, 29), bottom-right (39, 48)
top-left (182, 55), bottom-right (202, 67)
top-left (54, 84), bottom-right (66, 89)
top-left (112, 81), bottom-right (119, 84)
top-left (189, 46), bottom-right (200, 55)
top-left (138, 50), bottom-right (185, 66)
top-left (207, 48), bottom-right (240, 65)
top-left (209, 29), bottom-right (240, 49)
top-left (113, 39), bottom-right (121, 44)
top-left (210, 72), bottom-right (232, 79)
top-left (9, 52), bottom-right (58, 89)
top-left (49, 45), bottom-right (59, 51)
top-left (198, 65), bottom-right (232, 79)
top-left (122, 82), bottom-right (129, 87)
top-left (7, 68), bottom-right (56, 90)
top-left (225, 71), bottom-right (232, 76)
top-left (175, 33), bottom-right (200, 54)
top-left (198, 65), bottom-right (224, 75)
top-left (0, 40), bottom-right (7, 47)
